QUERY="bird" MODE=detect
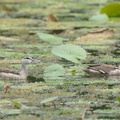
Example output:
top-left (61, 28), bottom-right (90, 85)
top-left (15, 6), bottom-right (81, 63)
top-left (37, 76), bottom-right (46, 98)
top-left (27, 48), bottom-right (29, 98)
top-left (0, 56), bottom-right (34, 80)
top-left (81, 64), bottom-right (120, 76)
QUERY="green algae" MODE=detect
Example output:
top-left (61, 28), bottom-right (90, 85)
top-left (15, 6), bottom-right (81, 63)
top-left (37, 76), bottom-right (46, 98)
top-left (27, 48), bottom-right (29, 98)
top-left (0, 0), bottom-right (120, 119)
top-left (102, 57), bottom-right (120, 63)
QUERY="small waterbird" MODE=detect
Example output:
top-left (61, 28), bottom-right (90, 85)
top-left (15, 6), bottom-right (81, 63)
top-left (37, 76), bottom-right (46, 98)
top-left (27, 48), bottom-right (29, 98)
top-left (81, 64), bottom-right (120, 76)
top-left (0, 56), bottom-right (34, 80)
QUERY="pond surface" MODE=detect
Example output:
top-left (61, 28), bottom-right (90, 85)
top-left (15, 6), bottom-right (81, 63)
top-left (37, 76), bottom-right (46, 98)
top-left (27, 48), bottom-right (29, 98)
top-left (0, 0), bottom-right (120, 120)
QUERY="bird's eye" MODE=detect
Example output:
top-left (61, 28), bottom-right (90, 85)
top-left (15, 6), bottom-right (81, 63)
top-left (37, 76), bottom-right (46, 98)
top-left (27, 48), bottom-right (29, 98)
top-left (23, 56), bottom-right (33, 60)
top-left (26, 57), bottom-right (30, 59)
top-left (24, 56), bottom-right (30, 59)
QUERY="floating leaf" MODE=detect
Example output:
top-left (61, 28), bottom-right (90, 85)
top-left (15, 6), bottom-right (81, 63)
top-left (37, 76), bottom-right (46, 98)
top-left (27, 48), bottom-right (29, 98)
top-left (12, 101), bottom-right (22, 109)
top-left (89, 14), bottom-right (109, 22)
top-left (100, 3), bottom-right (120, 17)
top-left (12, 101), bottom-right (38, 111)
top-left (116, 97), bottom-right (120, 103)
top-left (40, 96), bottom-right (58, 104)
top-left (52, 44), bottom-right (86, 63)
top-left (37, 32), bottom-right (68, 44)
top-left (44, 64), bottom-right (65, 77)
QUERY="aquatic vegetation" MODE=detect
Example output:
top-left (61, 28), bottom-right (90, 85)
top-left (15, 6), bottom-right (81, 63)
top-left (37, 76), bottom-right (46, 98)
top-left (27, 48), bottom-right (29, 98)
top-left (89, 14), bottom-right (109, 22)
top-left (100, 3), bottom-right (120, 17)
top-left (52, 44), bottom-right (87, 63)
top-left (37, 32), bottom-right (68, 44)
top-left (40, 96), bottom-right (58, 109)
top-left (0, 0), bottom-right (120, 119)
top-left (44, 64), bottom-right (65, 77)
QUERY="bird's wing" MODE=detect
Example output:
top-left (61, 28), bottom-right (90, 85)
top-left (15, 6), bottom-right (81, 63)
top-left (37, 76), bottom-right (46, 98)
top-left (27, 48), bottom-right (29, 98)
top-left (88, 64), bottom-right (118, 74)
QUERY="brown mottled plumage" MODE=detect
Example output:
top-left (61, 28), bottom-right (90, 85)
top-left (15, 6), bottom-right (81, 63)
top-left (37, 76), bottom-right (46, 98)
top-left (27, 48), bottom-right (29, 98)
top-left (82, 64), bottom-right (120, 76)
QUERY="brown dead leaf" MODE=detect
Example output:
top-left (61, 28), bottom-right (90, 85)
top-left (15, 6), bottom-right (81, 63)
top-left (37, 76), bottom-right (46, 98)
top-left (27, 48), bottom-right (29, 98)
top-left (46, 14), bottom-right (58, 22)
top-left (88, 28), bottom-right (115, 34)
top-left (77, 28), bottom-right (115, 40)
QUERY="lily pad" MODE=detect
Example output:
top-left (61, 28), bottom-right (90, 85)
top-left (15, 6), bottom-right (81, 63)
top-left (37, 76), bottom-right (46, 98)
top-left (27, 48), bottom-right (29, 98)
top-left (116, 97), bottom-right (120, 103)
top-left (37, 32), bottom-right (68, 44)
top-left (89, 14), bottom-right (109, 22)
top-left (52, 44), bottom-right (86, 63)
top-left (44, 64), bottom-right (65, 77)
top-left (100, 3), bottom-right (120, 17)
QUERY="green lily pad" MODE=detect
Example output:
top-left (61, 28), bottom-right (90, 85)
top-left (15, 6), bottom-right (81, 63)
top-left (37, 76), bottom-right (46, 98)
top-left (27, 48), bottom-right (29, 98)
top-left (100, 3), bottom-right (120, 17)
top-left (89, 14), bottom-right (109, 22)
top-left (44, 64), bottom-right (65, 77)
top-left (37, 32), bottom-right (68, 44)
top-left (52, 44), bottom-right (87, 63)
top-left (116, 97), bottom-right (120, 103)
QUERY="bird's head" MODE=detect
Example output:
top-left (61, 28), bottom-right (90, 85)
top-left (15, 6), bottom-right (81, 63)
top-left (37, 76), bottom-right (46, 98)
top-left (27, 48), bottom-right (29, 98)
top-left (21, 56), bottom-right (34, 64)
